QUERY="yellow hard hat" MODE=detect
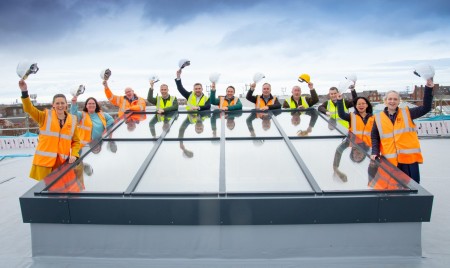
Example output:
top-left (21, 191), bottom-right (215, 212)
top-left (298, 73), bottom-right (310, 83)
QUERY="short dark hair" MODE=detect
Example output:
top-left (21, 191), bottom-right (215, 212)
top-left (329, 87), bottom-right (339, 92)
top-left (227, 86), bottom-right (235, 92)
top-left (83, 97), bottom-right (101, 113)
top-left (52, 94), bottom-right (67, 104)
top-left (354, 97), bottom-right (373, 114)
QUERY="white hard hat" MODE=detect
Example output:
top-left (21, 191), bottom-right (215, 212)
top-left (253, 72), bottom-right (265, 83)
top-left (17, 61), bottom-right (39, 80)
top-left (338, 80), bottom-right (353, 92)
top-left (100, 68), bottom-right (112, 81)
top-left (178, 59), bottom-right (191, 69)
top-left (345, 73), bottom-right (357, 83)
top-left (209, 72), bottom-right (221, 83)
top-left (70, 85), bottom-right (86, 97)
top-left (413, 63), bottom-right (435, 80)
top-left (149, 74), bottom-right (160, 83)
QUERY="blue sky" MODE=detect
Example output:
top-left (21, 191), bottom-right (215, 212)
top-left (0, 0), bottom-right (449, 104)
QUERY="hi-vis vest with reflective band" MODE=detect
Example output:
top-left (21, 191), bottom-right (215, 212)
top-left (368, 167), bottom-right (402, 190)
top-left (256, 95), bottom-right (277, 109)
top-left (78, 111), bottom-right (107, 147)
top-left (287, 96), bottom-right (309, 108)
top-left (34, 109), bottom-right (76, 167)
top-left (349, 113), bottom-right (374, 147)
top-left (374, 107), bottom-right (423, 166)
top-left (108, 94), bottom-right (146, 118)
top-left (187, 93), bottom-right (208, 111)
top-left (327, 100), bottom-right (349, 128)
top-left (187, 113), bottom-right (208, 124)
top-left (46, 169), bottom-right (84, 193)
top-left (219, 96), bottom-right (238, 108)
top-left (156, 95), bottom-right (175, 109)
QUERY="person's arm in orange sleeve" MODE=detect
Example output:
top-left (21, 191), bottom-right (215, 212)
top-left (103, 80), bottom-right (120, 107)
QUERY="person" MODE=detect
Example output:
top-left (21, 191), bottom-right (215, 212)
top-left (103, 80), bottom-right (146, 119)
top-left (210, 83), bottom-right (242, 111)
top-left (70, 96), bottom-right (114, 148)
top-left (318, 86), bottom-right (357, 128)
top-left (246, 82), bottom-right (281, 110)
top-left (282, 83), bottom-right (318, 109)
top-left (333, 133), bottom-right (369, 182)
top-left (336, 93), bottom-right (374, 147)
top-left (246, 110), bottom-right (282, 137)
top-left (370, 79), bottom-right (434, 184)
top-left (175, 69), bottom-right (210, 111)
top-left (294, 110), bottom-right (319, 136)
top-left (147, 80), bottom-right (179, 114)
top-left (210, 110), bottom-right (243, 136)
top-left (149, 114), bottom-right (173, 137)
top-left (19, 79), bottom-right (81, 181)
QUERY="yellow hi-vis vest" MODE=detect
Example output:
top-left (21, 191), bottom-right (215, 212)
top-left (287, 96), bottom-right (309, 108)
top-left (349, 113), bottom-right (374, 147)
top-left (156, 95), bottom-right (175, 109)
top-left (186, 93), bottom-right (208, 111)
top-left (327, 100), bottom-right (349, 128)
top-left (34, 109), bottom-right (77, 167)
top-left (374, 107), bottom-right (423, 166)
top-left (77, 111), bottom-right (107, 147)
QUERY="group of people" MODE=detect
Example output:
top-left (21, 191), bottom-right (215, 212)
top-left (19, 67), bottom-right (434, 185)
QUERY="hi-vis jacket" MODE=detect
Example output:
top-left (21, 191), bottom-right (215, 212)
top-left (219, 96), bottom-right (238, 109)
top-left (286, 96), bottom-right (309, 108)
top-left (349, 113), bottom-right (375, 147)
top-left (186, 93), bottom-right (208, 111)
top-left (77, 111), bottom-right (107, 147)
top-left (327, 100), bottom-right (349, 128)
top-left (156, 95), bottom-right (176, 109)
top-left (104, 87), bottom-right (146, 118)
top-left (34, 109), bottom-right (77, 167)
top-left (256, 95), bottom-right (277, 109)
top-left (374, 107), bottom-right (423, 166)
top-left (368, 166), bottom-right (402, 190)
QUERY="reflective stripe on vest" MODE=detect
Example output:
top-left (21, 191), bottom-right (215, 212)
top-left (187, 93), bottom-right (207, 110)
top-left (219, 96), bottom-right (238, 108)
top-left (156, 96), bottom-right (175, 109)
top-left (374, 107), bottom-right (422, 166)
top-left (256, 95), bottom-right (276, 109)
top-left (327, 100), bottom-right (349, 128)
top-left (78, 111), bottom-right (107, 147)
top-left (287, 96), bottom-right (309, 108)
top-left (349, 113), bottom-right (374, 147)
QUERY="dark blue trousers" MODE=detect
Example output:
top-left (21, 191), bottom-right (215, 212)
top-left (397, 162), bottom-right (420, 184)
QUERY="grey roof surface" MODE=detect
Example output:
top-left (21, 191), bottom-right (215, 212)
top-left (1, 138), bottom-right (449, 267)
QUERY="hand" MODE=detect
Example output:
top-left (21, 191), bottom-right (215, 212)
top-left (426, 79), bottom-right (434, 88)
top-left (211, 82), bottom-right (216, 90)
top-left (297, 105), bottom-right (305, 110)
top-left (308, 82), bottom-right (314, 90)
top-left (157, 108), bottom-right (164, 114)
top-left (307, 126), bottom-right (313, 133)
top-left (19, 80), bottom-right (27, 92)
top-left (68, 155), bottom-right (77, 164)
top-left (370, 155), bottom-right (378, 161)
top-left (260, 106), bottom-right (269, 111)
top-left (250, 82), bottom-right (256, 90)
top-left (336, 93), bottom-right (343, 100)
top-left (191, 106), bottom-right (199, 111)
top-left (326, 111), bottom-right (331, 116)
top-left (150, 80), bottom-right (154, 88)
top-left (176, 69), bottom-right (182, 79)
top-left (221, 106), bottom-right (229, 111)
top-left (103, 80), bottom-right (108, 88)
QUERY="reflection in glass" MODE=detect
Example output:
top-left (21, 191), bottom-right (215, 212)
top-left (225, 111), bottom-right (281, 137)
top-left (292, 139), bottom-right (409, 191)
top-left (165, 112), bottom-right (217, 139)
top-left (109, 114), bottom-right (152, 139)
top-left (148, 112), bottom-right (177, 138)
top-left (276, 110), bottom-right (343, 137)
top-left (226, 140), bottom-right (312, 193)
top-left (64, 141), bottom-right (152, 192)
top-left (136, 141), bottom-right (220, 193)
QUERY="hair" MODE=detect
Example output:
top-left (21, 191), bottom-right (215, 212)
top-left (262, 83), bottom-right (271, 88)
top-left (354, 97), bottom-right (373, 114)
top-left (384, 90), bottom-right (401, 102)
top-left (83, 97), bottom-right (101, 113)
top-left (193, 83), bottom-right (203, 88)
top-left (350, 147), bottom-right (366, 163)
top-left (160, 84), bottom-right (168, 89)
top-left (227, 86), bottom-right (235, 92)
top-left (52, 94), bottom-right (67, 104)
top-left (329, 87), bottom-right (339, 93)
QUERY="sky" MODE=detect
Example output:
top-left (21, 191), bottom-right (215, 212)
top-left (1, 0), bottom-right (449, 104)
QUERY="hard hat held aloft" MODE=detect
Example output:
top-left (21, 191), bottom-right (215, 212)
top-left (178, 59), bottom-right (191, 69)
top-left (209, 72), bottom-right (221, 83)
top-left (298, 73), bottom-right (310, 84)
top-left (345, 73), bottom-right (357, 83)
top-left (253, 72), bottom-right (265, 83)
top-left (149, 74), bottom-right (160, 83)
top-left (17, 61), bottom-right (39, 80)
top-left (70, 85), bottom-right (86, 97)
top-left (100, 69), bottom-right (112, 81)
top-left (413, 63), bottom-right (435, 80)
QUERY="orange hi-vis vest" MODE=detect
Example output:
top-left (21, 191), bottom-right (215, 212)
top-left (374, 107), bottom-right (423, 166)
top-left (107, 93), bottom-right (146, 118)
top-left (34, 109), bottom-right (77, 167)
top-left (77, 111), bottom-right (107, 147)
top-left (219, 96), bottom-right (238, 109)
top-left (368, 166), bottom-right (402, 190)
top-left (349, 113), bottom-right (375, 147)
top-left (256, 95), bottom-right (276, 109)
top-left (46, 170), bottom-right (84, 193)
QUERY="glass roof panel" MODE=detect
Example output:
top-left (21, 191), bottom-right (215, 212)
top-left (225, 112), bottom-right (281, 138)
top-left (135, 141), bottom-right (220, 193)
top-left (292, 139), bottom-right (410, 191)
top-left (225, 140), bottom-right (312, 193)
top-left (164, 113), bottom-right (219, 139)
top-left (108, 114), bottom-right (154, 139)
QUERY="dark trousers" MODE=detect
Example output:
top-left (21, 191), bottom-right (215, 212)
top-left (397, 162), bottom-right (420, 184)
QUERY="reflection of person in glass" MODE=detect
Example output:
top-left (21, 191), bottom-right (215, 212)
top-left (282, 83), bottom-right (318, 110)
top-left (149, 114), bottom-right (172, 138)
top-left (367, 160), bottom-right (408, 190)
top-left (333, 134), bottom-right (369, 182)
top-left (19, 79), bottom-right (81, 181)
top-left (292, 110), bottom-right (318, 136)
top-left (70, 96), bottom-right (114, 148)
top-left (370, 79), bottom-right (434, 184)
top-left (209, 83), bottom-right (242, 111)
top-left (211, 110), bottom-right (243, 136)
top-left (178, 112), bottom-right (210, 157)
top-left (246, 110), bottom-right (281, 137)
